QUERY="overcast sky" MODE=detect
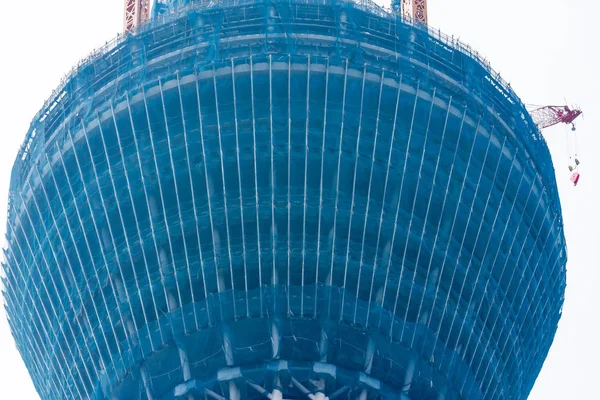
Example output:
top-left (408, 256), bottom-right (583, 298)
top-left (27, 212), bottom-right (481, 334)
top-left (0, 0), bottom-right (598, 398)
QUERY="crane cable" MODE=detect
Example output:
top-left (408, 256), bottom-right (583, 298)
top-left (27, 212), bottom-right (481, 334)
top-left (566, 123), bottom-right (580, 174)
top-left (572, 124), bottom-right (580, 160)
top-left (565, 123), bottom-right (572, 165)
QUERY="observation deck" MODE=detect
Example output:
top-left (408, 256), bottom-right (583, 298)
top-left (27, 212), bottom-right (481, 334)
top-left (2, 1), bottom-right (566, 399)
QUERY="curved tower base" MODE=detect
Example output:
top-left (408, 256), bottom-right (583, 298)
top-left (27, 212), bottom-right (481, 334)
top-left (107, 287), bottom-right (480, 399)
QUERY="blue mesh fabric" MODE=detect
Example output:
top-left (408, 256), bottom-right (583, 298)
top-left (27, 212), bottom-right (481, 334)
top-left (2, 1), bottom-right (566, 399)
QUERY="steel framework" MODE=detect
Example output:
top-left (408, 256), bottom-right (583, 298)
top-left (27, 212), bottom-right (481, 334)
top-left (123, 0), bottom-right (150, 33)
top-left (529, 105), bottom-right (583, 130)
top-left (401, 0), bottom-right (428, 24)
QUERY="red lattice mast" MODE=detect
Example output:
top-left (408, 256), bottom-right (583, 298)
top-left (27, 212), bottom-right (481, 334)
top-left (401, 0), bottom-right (428, 24)
top-left (124, 0), bottom-right (150, 33)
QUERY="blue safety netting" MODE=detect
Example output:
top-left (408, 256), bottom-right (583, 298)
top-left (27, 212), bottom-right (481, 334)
top-left (2, 1), bottom-right (566, 399)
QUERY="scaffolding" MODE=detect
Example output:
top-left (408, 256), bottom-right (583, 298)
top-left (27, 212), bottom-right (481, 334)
top-left (3, 1), bottom-right (566, 399)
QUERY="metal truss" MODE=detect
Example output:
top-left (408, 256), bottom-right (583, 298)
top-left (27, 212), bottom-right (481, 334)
top-left (124, 0), bottom-right (150, 33)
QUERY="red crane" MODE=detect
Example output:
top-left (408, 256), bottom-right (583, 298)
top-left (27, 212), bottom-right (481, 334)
top-left (393, 0), bottom-right (428, 24)
top-left (404, 0), bottom-right (428, 24)
top-left (123, 0), bottom-right (150, 33)
top-left (529, 105), bottom-right (583, 131)
top-left (530, 105), bottom-right (584, 186)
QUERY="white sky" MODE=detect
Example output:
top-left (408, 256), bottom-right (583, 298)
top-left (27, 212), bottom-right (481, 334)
top-left (0, 0), bottom-right (598, 398)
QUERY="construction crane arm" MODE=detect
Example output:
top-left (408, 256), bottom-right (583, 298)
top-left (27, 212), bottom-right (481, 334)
top-left (529, 105), bottom-right (583, 186)
top-left (529, 105), bottom-right (583, 130)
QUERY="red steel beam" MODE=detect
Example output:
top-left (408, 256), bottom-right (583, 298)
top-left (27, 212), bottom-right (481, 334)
top-left (402, 0), bottom-right (428, 24)
top-left (124, 0), bottom-right (150, 34)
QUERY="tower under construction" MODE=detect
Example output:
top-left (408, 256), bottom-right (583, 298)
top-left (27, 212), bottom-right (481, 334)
top-left (2, 1), bottom-right (566, 399)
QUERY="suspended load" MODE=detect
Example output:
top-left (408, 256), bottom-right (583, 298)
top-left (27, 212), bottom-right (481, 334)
top-left (529, 105), bottom-right (583, 186)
